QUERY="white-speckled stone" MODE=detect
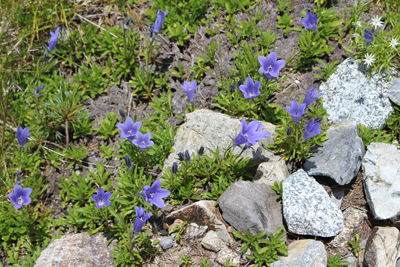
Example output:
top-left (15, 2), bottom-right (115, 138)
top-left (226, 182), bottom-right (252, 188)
top-left (319, 58), bottom-right (397, 129)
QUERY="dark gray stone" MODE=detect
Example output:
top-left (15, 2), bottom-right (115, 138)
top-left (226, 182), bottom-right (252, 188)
top-left (304, 121), bottom-right (365, 185)
top-left (218, 180), bottom-right (284, 236)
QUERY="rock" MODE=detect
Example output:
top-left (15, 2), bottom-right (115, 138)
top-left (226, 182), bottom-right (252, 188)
top-left (364, 227), bottom-right (400, 267)
top-left (159, 237), bottom-right (173, 250)
top-left (201, 231), bottom-right (224, 252)
top-left (388, 78), bottom-right (400, 106)
top-left (282, 169), bottom-right (344, 237)
top-left (161, 109), bottom-right (278, 177)
top-left (330, 189), bottom-right (345, 209)
top-left (253, 159), bottom-right (289, 186)
top-left (216, 245), bottom-right (241, 266)
top-left (362, 142), bottom-right (400, 220)
top-left (330, 207), bottom-right (367, 248)
top-left (34, 233), bottom-right (116, 267)
top-left (342, 255), bottom-right (357, 267)
top-left (304, 121), bottom-right (365, 185)
top-left (270, 240), bottom-right (327, 267)
top-left (319, 58), bottom-right (396, 129)
top-left (166, 200), bottom-right (233, 243)
top-left (218, 181), bottom-right (284, 236)
top-left (184, 223), bottom-right (208, 239)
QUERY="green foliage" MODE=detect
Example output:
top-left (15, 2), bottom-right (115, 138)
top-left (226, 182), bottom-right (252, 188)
top-left (276, 0), bottom-right (294, 13)
top-left (170, 62), bottom-right (186, 79)
top-left (328, 252), bottom-right (349, 267)
top-left (277, 12), bottom-right (294, 37)
top-left (169, 221), bottom-right (188, 242)
top-left (63, 143), bottom-right (89, 168)
top-left (233, 227), bottom-right (288, 266)
top-left (358, 123), bottom-right (393, 147)
top-left (387, 106), bottom-right (400, 141)
top-left (163, 147), bottom-right (257, 204)
top-left (58, 170), bottom-right (95, 207)
top-left (179, 254), bottom-right (193, 266)
top-left (348, 233), bottom-right (365, 257)
top-left (270, 181), bottom-right (283, 200)
top-left (313, 60), bottom-right (340, 81)
top-left (200, 257), bottom-right (212, 267)
top-left (94, 112), bottom-right (119, 140)
top-left (100, 145), bottom-right (115, 160)
top-left (73, 62), bottom-right (109, 98)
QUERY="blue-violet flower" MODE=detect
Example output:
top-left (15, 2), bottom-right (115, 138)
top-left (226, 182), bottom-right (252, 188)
top-left (154, 10), bottom-right (168, 33)
top-left (133, 206), bottom-right (152, 233)
top-left (117, 117), bottom-right (142, 142)
top-left (16, 171), bottom-right (22, 184)
top-left (364, 29), bottom-right (377, 45)
top-left (180, 80), bottom-right (197, 102)
top-left (92, 188), bottom-right (111, 208)
top-left (8, 184), bottom-right (32, 210)
top-left (301, 12), bottom-right (318, 30)
top-left (258, 52), bottom-right (286, 79)
top-left (303, 119), bottom-right (322, 139)
top-left (285, 100), bottom-right (306, 122)
top-left (234, 119), bottom-right (271, 147)
top-left (131, 131), bottom-right (154, 151)
top-left (142, 180), bottom-right (171, 209)
top-left (47, 27), bottom-right (60, 51)
top-left (239, 77), bottom-right (261, 99)
top-left (303, 87), bottom-right (322, 107)
top-left (15, 126), bottom-right (30, 147)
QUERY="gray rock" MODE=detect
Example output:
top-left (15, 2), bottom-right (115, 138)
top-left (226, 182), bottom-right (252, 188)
top-left (388, 78), bottom-right (400, 106)
top-left (319, 58), bottom-right (396, 129)
top-left (166, 200), bottom-right (233, 243)
top-left (159, 237), bottom-right (173, 250)
top-left (270, 240), bottom-right (327, 267)
top-left (161, 109), bottom-right (278, 177)
top-left (253, 159), bottom-right (289, 186)
top-left (184, 223), bottom-right (207, 239)
top-left (364, 227), bottom-right (400, 267)
top-left (304, 121), bottom-right (365, 185)
top-left (342, 255), bottom-right (357, 267)
top-left (201, 231), bottom-right (224, 252)
top-left (216, 245), bottom-right (240, 266)
top-left (283, 169), bottom-right (344, 237)
top-left (330, 207), bottom-right (367, 248)
top-left (330, 189), bottom-right (345, 209)
top-left (363, 142), bottom-right (400, 220)
top-left (218, 180), bottom-right (284, 236)
top-left (34, 233), bottom-right (116, 267)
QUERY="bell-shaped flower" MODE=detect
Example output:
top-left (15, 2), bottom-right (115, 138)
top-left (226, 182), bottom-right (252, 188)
top-left (303, 119), bottom-right (322, 139)
top-left (303, 87), bottom-right (323, 106)
top-left (8, 184), bottom-right (32, 210)
top-left (34, 85), bottom-right (45, 97)
top-left (258, 52), bottom-right (286, 79)
top-left (47, 27), bottom-right (60, 52)
top-left (16, 171), bottom-right (22, 184)
top-left (285, 100), bottom-right (306, 122)
top-left (131, 132), bottom-right (154, 151)
top-left (234, 119), bottom-right (271, 147)
top-left (239, 77), bottom-right (261, 99)
top-left (92, 188), bottom-right (111, 208)
top-left (15, 126), bottom-right (30, 147)
top-left (364, 29), bottom-right (377, 45)
top-left (301, 12), bottom-right (318, 30)
top-left (181, 80), bottom-right (197, 102)
top-left (142, 180), bottom-right (171, 209)
top-left (117, 117), bottom-right (142, 141)
top-left (184, 150), bottom-right (190, 164)
top-left (124, 155), bottom-right (132, 168)
top-left (154, 10), bottom-right (168, 33)
top-left (133, 206), bottom-right (152, 233)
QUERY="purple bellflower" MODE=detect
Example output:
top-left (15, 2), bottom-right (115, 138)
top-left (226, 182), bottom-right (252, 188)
top-left (149, 24), bottom-right (155, 38)
top-left (8, 184), bottom-right (32, 210)
top-left (364, 29), bottom-right (377, 45)
top-left (16, 171), bottom-right (22, 184)
top-left (258, 52), bottom-right (286, 79)
top-left (303, 119), bottom-right (322, 139)
top-left (178, 152), bottom-right (184, 161)
top-left (47, 27), bottom-right (60, 52)
top-left (234, 119), bottom-right (271, 147)
top-left (285, 100), bottom-right (306, 122)
top-left (142, 180), bottom-right (171, 209)
top-left (154, 10), bottom-right (168, 33)
top-left (125, 155), bottom-right (132, 168)
top-left (133, 206), bottom-right (152, 233)
top-left (301, 12), bottom-right (318, 31)
top-left (117, 117), bottom-right (142, 142)
top-left (184, 150), bottom-right (190, 164)
top-left (131, 131), bottom-right (154, 151)
top-left (92, 188), bottom-right (111, 209)
top-left (34, 85), bottom-right (45, 96)
top-left (181, 80), bottom-right (198, 102)
top-left (171, 162), bottom-right (178, 174)
top-left (303, 87), bottom-right (323, 106)
top-left (15, 126), bottom-right (30, 147)
top-left (239, 77), bottom-right (261, 99)
top-left (126, 17), bottom-right (132, 26)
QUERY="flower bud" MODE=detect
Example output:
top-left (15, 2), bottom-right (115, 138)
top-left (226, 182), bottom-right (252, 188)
top-left (185, 150), bottom-right (190, 164)
top-left (286, 128), bottom-right (292, 136)
top-left (309, 146), bottom-right (318, 153)
top-left (229, 85), bottom-right (235, 93)
top-left (178, 152), bottom-right (184, 161)
top-left (205, 164), bottom-right (210, 169)
top-left (172, 162), bottom-right (178, 174)
top-left (314, 117), bottom-right (323, 123)
top-left (125, 155), bottom-right (132, 168)
top-left (237, 79), bottom-right (243, 87)
top-left (198, 146), bottom-right (205, 156)
top-left (119, 109), bottom-right (126, 118)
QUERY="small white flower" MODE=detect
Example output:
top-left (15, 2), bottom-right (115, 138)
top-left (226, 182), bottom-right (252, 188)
top-left (371, 16), bottom-right (384, 29)
top-left (352, 21), bottom-right (362, 28)
top-left (389, 37), bottom-right (399, 49)
top-left (352, 33), bottom-right (361, 39)
top-left (363, 53), bottom-right (375, 67)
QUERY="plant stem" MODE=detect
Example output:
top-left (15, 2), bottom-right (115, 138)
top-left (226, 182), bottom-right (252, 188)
top-left (65, 120), bottom-right (69, 147)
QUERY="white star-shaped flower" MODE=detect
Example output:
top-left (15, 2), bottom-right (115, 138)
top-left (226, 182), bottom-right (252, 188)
top-left (352, 33), bottom-right (361, 39)
top-left (363, 53), bottom-right (375, 67)
top-left (371, 16), bottom-right (384, 29)
top-left (352, 21), bottom-right (362, 28)
top-left (389, 38), bottom-right (399, 49)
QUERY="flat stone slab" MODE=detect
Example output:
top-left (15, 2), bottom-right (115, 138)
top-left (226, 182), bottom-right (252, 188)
top-left (319, 58), bottom-right (396, 129)
top-left (363, 142), bottom-right (400, 220)
top-left (304, 121), bottom-right (365, 185)
top-left (283, 169), bottom-right (344, 237)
